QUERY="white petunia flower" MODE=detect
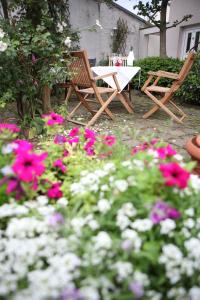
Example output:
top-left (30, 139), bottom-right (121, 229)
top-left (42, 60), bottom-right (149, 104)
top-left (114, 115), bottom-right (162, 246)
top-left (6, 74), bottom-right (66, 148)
top-left (57, 197), bottom-right (68, 206)
top-left (0, 41), bottom-right (7, 52)
top-left (114, 179), bottom-right (128, 192)
top-left (185, 208), bottom-right (195, 217)
top-left (64, 36), bottom-right (71, 47)
top-left (95, 19), bottom-right (103, 29)
top-left (0, 28), bottom-right (5, 38)
top-left (80, 286), bottom-right (100, 300)
top-left (190, 174), bottom-right (200, 192)
top-left (184, 218), bottom-right (195, 229)
top-left (97, 199), bottom-right (111, 214)
top-left (93, 231), bottom-right (112, 250)
top-left (160, 219), bottom-right (176, 235)
top-left (57, 23), bottom-right (63, 33)
top-left (131, 219), bottom-right (153, 232)
top-left (189, 287), bottom-right (200, 300)
top-left (36, 195), bottom-right (49, 206)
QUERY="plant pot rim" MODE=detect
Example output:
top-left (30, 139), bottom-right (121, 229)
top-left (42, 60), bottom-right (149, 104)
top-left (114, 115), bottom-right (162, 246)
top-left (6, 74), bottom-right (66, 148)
top-left (186, 135), bottom-right (200, 160)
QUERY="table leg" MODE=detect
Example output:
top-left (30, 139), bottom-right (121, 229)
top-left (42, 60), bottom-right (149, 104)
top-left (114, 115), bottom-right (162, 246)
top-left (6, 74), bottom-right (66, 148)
top-left (121, 91), bottom-right (134, 111)
top-left (117, 93), bottom-right (134, 113)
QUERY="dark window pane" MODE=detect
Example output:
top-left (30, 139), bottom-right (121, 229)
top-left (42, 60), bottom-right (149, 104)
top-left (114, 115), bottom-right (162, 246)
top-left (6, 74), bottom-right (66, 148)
top-left (186, 32), bottom-right (192, 52)
top-left (194, 31), bottom-right (200, 51)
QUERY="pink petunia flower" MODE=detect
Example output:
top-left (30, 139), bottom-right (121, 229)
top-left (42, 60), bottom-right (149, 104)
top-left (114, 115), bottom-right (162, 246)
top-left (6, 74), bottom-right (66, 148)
top-left (103, 135), bottom-right (116, 147)
top-left (54, 134), bottom-right (67, 144)
top-left (43, 112), bottom-right (64, 126)
top-left (47, 182), bottom-right (63, 199)
top-left (67, 136), bottom-right (79, 145)
top-left (84, 128), bottom-right (96, 140)
top-left (0, 123), bottom-right (20, 134)
top-left (156, 144), bottom-right (177, 159)
top-left (85, 147), bottom-right (95, 156)
top-left (13, 140), bottom-right (33, 154)
top-left (84, 138), bottom-right (96, 156)
top-left (12, 152), bottom-right (47, 182)
top-left (53, 159), bottom-right (66, 173)
top-left (6, 178), bottom-right (24, 200)
top-left (150, 200), bottom-right (181, 224)
top-left (159, 162), bottom-right (190, 189)
top-left (69, 127), bottom-right (79, 137)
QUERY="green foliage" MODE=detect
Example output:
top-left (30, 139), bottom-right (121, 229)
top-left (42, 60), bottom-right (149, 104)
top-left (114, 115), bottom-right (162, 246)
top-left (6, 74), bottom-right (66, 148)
top-left (133, 52), bottom-right (200, 104)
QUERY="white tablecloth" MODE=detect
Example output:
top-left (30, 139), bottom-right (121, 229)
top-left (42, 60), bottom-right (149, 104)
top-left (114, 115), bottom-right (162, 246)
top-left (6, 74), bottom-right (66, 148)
top-left (91, 66), bottom-right (141, 92)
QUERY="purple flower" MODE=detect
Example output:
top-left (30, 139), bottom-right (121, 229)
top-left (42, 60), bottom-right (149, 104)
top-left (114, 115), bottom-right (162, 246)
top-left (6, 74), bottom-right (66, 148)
top-left (129, 281), bottom-right (144, 299)
top-left (61, 287), bottom-right (83, 300)
top-left (54, 134), bottom-right (67, 145)
top-left (49, 212), bottom-right (64, 226)
top-left (121, 239), bottom-right (133, 251)
top-left (150, 201), bottom-right (181, 224)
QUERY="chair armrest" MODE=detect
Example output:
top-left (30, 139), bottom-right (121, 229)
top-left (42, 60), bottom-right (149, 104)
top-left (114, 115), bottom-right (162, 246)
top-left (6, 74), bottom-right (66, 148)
top-left (94, 72), bottom-right (117, 81)
top-left (148, 70), bottom-right (179, 79)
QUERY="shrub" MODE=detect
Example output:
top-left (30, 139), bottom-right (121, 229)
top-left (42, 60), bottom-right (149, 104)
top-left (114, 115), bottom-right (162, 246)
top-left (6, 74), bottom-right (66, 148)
top-left (133, 52), bottom-right (200, 104)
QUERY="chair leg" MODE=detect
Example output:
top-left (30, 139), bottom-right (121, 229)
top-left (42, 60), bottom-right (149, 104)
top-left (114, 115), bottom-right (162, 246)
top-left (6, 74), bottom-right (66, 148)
top-left (65, 85), bottom-right (73, 104)
top-left (121, 91), bottom-right (134, 111)
top-left (87, 91), bottom-right (118, 127)
top-left (143, 90), bottom-right (183, 123)
top-left (95, 92), bottom-right (115, 120)
top-left (117, 93), bottom-right (134, 113)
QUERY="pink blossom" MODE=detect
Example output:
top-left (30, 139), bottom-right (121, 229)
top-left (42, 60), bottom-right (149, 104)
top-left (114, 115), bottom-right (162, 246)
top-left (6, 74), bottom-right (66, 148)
top-left (53, 159), bottom-right (66, 173)
top-left (156, 144), bottom-right (177, 159)
top-left (12, 152), bottom-right (47, 182)
top-left (63, 150), bottom-right (69, 157)
top-left (13, 140), bottom-right (33, 154)
top-left (150, 201), bottom-right (181, 224)
top-left (67, 136), bottom-right (79, 145)
top-left (129, 282), bottom-right (144, 299)
top-left (84, 128), bottom-right (96, 140)
top-left (85, 147), bottom-right (95, 156)
top-left (6, 178), bottom-right (24, 200)
top-left (69, 127), bottom-right (79, 137)
top-left (47, 182), bottom-right (63, 199)
top-left (54, 134), bottom-right (67, 144)
top-left (103, 135), bottom-right (116, 147)
top-left (49, 212), bottom-right (64, 226)
top-left (43, 112), bottom-right (64, 126)
top-left (84, 138), bottom-right (95, 156)
top-left (0, 123), bottom-right (20, 133)
top-left (159, 162), bottom-right (190, 189)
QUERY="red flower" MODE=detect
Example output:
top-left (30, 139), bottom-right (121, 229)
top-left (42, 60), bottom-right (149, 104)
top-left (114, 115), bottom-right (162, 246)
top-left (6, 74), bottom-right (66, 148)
top-left (47, 182), bottom-right (63, 199)
top-left (159, 162), bottom-right (190, 189)
top-left (12, 152), bottom-right (47, 182)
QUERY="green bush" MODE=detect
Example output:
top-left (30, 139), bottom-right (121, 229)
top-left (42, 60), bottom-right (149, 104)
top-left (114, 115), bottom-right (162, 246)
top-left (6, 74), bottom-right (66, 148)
top-left (133, 52), bottom-right (200, 104)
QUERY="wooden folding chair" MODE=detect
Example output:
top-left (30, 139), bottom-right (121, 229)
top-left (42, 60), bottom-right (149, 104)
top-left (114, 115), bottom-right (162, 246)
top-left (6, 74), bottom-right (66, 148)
top-left (67, 50), bottom-right (132, 127)
top-left (141, 51), bottom-right (196, 123)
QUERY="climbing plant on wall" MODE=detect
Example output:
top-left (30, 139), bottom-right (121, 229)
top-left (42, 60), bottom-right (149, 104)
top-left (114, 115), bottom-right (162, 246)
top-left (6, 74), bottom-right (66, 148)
top-left (111, 18), bottom-right (128, 55)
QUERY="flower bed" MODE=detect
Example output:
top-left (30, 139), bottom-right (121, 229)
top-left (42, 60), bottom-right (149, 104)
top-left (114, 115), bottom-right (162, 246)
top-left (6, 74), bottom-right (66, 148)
top-left (0, 115), bottom-right (200, 300)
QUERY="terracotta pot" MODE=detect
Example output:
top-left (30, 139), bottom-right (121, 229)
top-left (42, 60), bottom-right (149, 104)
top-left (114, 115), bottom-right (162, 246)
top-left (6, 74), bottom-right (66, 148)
top-left (186, 135), bottom-right (200, 177)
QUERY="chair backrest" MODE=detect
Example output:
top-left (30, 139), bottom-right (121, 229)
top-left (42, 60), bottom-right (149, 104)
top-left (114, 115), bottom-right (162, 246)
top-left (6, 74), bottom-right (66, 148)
top-left (70, 51), bottom-right (94, 87)
top-left (89, 58), bottom-right (96, 67)
top-left (171, 50), bottom-right (196, 92)
top-left (178, 51), bottom-right (196, 82)
top-left (109, 56), bottom-right (128, 66)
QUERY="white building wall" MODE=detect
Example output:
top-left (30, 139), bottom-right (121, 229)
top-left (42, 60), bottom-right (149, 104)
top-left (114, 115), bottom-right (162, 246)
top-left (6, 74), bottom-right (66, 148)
top-left (167, 0), bottom-right (200, 58)
top-left (68, 0), bottom-right (146, 62)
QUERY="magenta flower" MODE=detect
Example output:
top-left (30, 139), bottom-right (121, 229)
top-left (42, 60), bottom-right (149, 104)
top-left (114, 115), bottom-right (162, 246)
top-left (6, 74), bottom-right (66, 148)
top-left (85, 147), bottom-right (95, 156)
top-left (103, 135), bottom-right (116, 147)
top-left (84, 138), bottom-right (95, 156)
top-left (47, 182), bottom-right (63, 199)
top-left (12, 152), bottom-right (47, 182)
top-left (156, 144), bottom-right (177, 159)
top-left (43, 112), bottom-right (64, 126)
top-left (129, 281), bottom-right (144, 299)
top-left (84, 128), bottom-right (96, 140)
top-left (13, 140), bottom-right (33, 154)
top-left (69, 127), bottom-right (79, 137)
top-left (54, 134), bottom-right (67, 144)
top-left (6, 178), bottom-right (24, 200)
top-left (0, 123), bottom-right (20, 133)
top-left (67, 136), bottom-right (79, 145)
top-left (159, 162), bottom-right (190, 189)
top-left (150, 200), bottom-right (181, 224)
top-left (53, 159), bottom-right (66, 173)
top-left (49, 212), bottom-right (64, 226)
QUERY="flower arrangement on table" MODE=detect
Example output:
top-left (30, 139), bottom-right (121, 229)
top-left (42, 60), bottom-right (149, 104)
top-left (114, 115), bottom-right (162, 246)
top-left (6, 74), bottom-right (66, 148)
top-left (0, 113), bottom-right (200, 300)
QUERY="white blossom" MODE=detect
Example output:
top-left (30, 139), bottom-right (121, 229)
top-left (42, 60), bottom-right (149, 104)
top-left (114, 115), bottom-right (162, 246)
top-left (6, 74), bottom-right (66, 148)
top-left (131, 219), bottom-right (153, 232)
top-left (64, 36), bottom-right (71, 47)
top-left (97, 199), bottom-right (111, 214)
top-left (189, 287), bottom-right (200, 300)
top-left (0, 41), bottom-right (7, 52)
top-left (0, 28), bottom-right (5, 38)
top-left (160, 219), bottom-right (176, 235)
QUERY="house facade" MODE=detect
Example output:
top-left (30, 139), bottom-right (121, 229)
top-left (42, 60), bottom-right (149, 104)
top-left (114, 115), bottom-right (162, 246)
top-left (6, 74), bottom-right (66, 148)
top-left (68, 0), bottom-right (147, 62)
top-left (139, 0), bottom-right (200, 59)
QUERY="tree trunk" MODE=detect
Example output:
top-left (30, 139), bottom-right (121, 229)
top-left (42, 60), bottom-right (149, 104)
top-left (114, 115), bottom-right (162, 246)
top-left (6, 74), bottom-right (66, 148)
top-left (1, 0), bottom-right (9, 19)
top-left (42, 85), bottom-right (51, 114)
top-left (160, 0), bottom-right (168, 57)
